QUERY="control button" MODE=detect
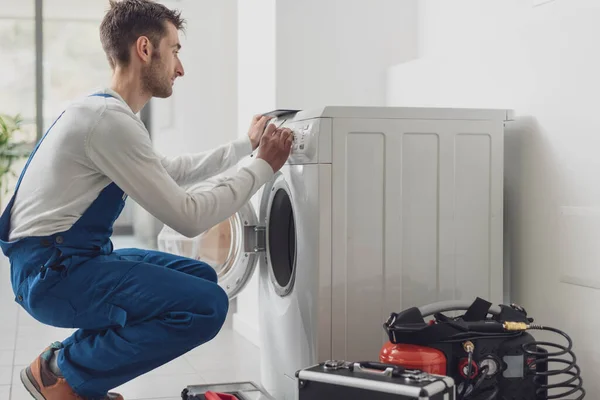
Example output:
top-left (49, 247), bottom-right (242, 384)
top-left (55, 236), bottom-right (64, 244)
top-left (299, 144), bottom-right (305, 150)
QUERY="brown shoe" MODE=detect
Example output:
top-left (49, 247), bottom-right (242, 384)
top-left (20, 342), bottom-right (124, 400)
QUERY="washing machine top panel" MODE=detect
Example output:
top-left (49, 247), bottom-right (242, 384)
top-left (268, 106), bottom-right (513, 122)
top-left (264, 106), bottom-right (512, 165)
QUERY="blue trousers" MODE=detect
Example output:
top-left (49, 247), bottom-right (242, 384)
top-left (34, 248), bottom-right (228, 398)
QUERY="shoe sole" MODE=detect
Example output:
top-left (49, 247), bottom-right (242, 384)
top-left (20, 367), bottom-right (46, 400)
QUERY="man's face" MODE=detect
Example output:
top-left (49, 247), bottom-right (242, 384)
top-left (142, 22), bottom-right (184, 98)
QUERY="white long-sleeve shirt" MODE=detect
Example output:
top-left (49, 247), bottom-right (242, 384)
top-left (8, 88), bottom-right (274, 241)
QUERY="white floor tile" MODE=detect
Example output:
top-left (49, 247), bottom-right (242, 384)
top-left (11, 366), bottom-right (30, 400)
top-left (185, 329), bottom-right (260, 372)
top-left (196, 366), bottom-right (262, 387)
top-left (0, 352), bottom-right (13, 368)
top-left (0, 330), bottom-right (16, 352)
top-left (0, 304), bottom-right (18, 330)
top-left (0, 366), bottom-right (12, 386)
top-left (11, 350), bottom-right (35, 370)
top-left (16, 309), bottom-right (42, 328)
top-left (0, 385), bottom-right (9, 400)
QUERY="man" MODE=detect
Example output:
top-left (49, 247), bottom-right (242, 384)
top-left (0, 0), bottom-right (293, 399)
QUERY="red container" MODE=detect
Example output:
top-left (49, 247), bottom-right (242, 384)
top-left (379, 342), bottom-right (447, 375)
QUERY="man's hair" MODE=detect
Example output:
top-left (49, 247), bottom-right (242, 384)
top-left (100, 0), bottom-right (185, 69)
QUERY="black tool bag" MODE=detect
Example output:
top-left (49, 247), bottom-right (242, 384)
top-left (296, 361), bottom-right (455, 400)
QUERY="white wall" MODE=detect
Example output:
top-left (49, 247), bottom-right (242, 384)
top-left (388, 0), bottom-right (600, 395)
top-left (151, 0), bottom-right (238, 156)
top-left (234, 0), bottom-right (419, 346)
top-left (274, 0), bottom-right (418, 109)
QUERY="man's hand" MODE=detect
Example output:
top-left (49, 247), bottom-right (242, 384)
top-left (248, 114), bottom-right (273, 150)
top-left (257, 124), bottom-right (293, 172)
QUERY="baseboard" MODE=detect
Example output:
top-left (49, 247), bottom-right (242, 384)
top-left (232, 313), bottom-right (260, 348)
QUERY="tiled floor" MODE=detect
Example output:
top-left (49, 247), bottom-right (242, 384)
top-left (0, 236), bottom-right (261, 400)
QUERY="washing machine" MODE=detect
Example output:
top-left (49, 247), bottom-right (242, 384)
top-left (158, 106), bottom-right (512, 400)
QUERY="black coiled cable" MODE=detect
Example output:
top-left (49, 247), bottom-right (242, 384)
top-left (522, 325), bottom-right (585, 400)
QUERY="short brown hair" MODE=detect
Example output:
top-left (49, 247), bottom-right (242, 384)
top-left (100, 0), bottom-right (185, 69)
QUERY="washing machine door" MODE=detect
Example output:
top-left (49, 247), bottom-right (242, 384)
top-left (157, 200), bottom-right (264, 300)
top-left (260, 170), bottom-right (297, 297)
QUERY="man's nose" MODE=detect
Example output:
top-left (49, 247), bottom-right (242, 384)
top-left (176, 61), bottom-right (185, 77)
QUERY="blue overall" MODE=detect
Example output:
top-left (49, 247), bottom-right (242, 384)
top-left (0, 94), bottom-right (229, 399)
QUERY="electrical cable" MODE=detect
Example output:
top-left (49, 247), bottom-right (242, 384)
top-left (522, 325), bottom-right (585, 400)
top-left (460, 344), bottom-right (474, 399)
top-left (459, 364), bottom-right (499, 400)
top-left (458, 351), bottom-right (473, 399)
top-left (470, 364), bottom-right (489, 394)
top-left (440, 332), bottom-right (523, 343)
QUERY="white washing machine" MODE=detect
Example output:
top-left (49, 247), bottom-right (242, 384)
top-left (158, 106), bottom-right (512, 400)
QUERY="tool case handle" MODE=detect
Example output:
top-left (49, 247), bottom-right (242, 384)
top-left (351, 361), bottom-right (405, 378)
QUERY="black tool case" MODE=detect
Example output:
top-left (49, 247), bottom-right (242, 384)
top-left (296, 361), bottom-right (455, 400)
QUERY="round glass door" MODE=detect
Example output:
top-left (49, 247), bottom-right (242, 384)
top-left (263, 175), bottom-right (297, 297)
top-left (194, 217), bottom-right (236, 277)
top-left (157, 201), bottom-right (260, 299)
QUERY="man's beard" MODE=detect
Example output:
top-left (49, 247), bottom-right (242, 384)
top-left (142, 53), bottom-right (172, 98)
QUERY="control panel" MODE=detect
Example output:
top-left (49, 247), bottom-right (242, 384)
top-left (272, 117), bottom-right (321, 164)
top-left (292, 122), bottom-right (312, 153)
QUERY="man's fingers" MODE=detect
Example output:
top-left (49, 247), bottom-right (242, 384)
top-left (257, 116), bottom-right (271, 131)
top-left (280, 128), bottom-right (293, 143)
top-left (284, 134), bottom-right (293, 147)
top-left (264, 123), bottom-right (277, 136)
top-left (284, 138), bottom-right (293, 155)
top-left (254, 115), bottom-right (272, 128)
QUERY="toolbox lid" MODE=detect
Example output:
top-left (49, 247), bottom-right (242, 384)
top-left (296, 363), bottom-right (455, 398)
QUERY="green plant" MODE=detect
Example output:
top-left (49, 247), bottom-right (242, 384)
top-left (0, 114), bottom-right (32, 194)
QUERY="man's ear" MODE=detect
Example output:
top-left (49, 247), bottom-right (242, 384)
top-left (135, 36), bottom-right (152, 62)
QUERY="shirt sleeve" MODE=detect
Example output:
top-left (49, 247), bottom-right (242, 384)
top-left (159, 136), bottom-right (253, 186)
top-left (85, 108), bottom-right (274, 238)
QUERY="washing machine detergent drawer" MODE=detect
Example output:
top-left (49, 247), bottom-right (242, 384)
top-left (296, 361), bottom-right (455, 400)
top-left (182, 381), bottom-right (275, 400)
